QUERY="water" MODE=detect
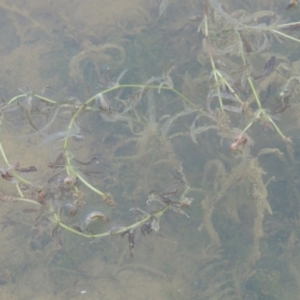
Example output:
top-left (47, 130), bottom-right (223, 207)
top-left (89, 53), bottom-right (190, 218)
top-left (0, 0), bottom-right (299, 299)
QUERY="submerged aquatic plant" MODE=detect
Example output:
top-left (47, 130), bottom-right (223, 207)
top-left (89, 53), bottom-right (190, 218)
top-left (0, 70), bottom-right (195, 257)
top-left (0, 0), bottom-right (300, 297)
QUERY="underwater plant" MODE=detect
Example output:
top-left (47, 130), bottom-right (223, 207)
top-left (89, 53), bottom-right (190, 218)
top-left (0, 0), bottom-right (300, 298)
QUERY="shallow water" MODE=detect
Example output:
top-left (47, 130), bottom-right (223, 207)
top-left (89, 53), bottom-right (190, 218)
top-left (0, 0), bottom-right (300, 299)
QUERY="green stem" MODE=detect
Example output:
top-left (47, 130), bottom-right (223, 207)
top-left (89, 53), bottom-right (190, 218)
top-left (15, 197), bottom-right (42, 206)
top-left (271, 29), bottom-right (300, 44)
top-left (55, 205), bottom-right (170, 239)
top-left (247, 77), bottom-right (262, 109)
top-left (276, 21), bottom-right (300, 29)
top-left (7, 94), bottom-right (26, 105)
top-left (0, 139), bottom-right (9, 166)
top-left (264, 114), bottom-right (287, 140)
top-left (76, 172), bottom-right (104, 198)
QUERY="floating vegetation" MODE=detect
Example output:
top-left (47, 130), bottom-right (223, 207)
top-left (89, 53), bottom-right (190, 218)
top-left (1, 0), bottom-right (300, 298)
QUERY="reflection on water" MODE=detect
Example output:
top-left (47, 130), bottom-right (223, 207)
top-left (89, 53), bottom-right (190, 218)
top-left (0, 0), bottom-right (300, 299)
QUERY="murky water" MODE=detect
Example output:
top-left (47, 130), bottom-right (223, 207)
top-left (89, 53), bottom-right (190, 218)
top-left (0, 0), bottom-right (300, 299)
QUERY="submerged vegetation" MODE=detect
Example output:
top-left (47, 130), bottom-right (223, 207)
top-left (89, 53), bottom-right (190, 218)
top-left (1, 0), bottom-right (300, 298)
